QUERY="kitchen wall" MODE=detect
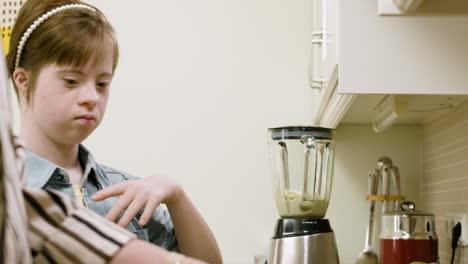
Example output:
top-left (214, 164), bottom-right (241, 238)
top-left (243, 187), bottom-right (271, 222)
top-left (331, 124), bottom-right (422, 264)
top-left (422, 99), bottom-right (468, 264)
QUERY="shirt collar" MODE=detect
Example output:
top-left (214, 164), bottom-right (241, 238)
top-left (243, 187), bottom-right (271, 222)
top-left (25, 150), bottom-right (58, 188)
top-left (25, 144), bottom-right (98, 188)
top-left (78, 144), bottom-right (98, 183)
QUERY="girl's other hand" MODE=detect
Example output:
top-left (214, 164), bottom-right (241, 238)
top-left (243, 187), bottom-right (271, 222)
top-left (91, 175), bottom-right (183, 227)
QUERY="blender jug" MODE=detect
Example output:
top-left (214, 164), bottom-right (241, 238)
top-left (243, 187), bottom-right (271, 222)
top-left (268, 126), bottom-right (335, 219)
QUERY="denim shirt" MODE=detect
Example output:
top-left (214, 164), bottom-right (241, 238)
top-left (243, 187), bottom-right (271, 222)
top-left (25, 145), bottom-right (178, 251)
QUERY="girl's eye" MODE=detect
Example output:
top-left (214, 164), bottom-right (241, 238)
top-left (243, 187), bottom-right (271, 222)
top-left (64, 78), bottom-right (78, 85)
top-left (97, 82), bottom-right (110, 89)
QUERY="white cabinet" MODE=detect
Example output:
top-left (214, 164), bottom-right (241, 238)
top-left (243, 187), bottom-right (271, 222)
top-left (310, 0), bottom-right (357, 128)
top-left (311, 0), bottom-right (468, 130)
top-left (312, 66), bottom-right (358, 128)
top-left (338, 0), bottom-right (468, 94)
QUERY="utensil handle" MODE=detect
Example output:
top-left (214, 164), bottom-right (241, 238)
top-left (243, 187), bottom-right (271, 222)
top-left (381, 165), bottom-right (390, 214)
top-left (365, 169), bottom-right (380, 250)
top-left (365, 201), bottom-right (376, 250)
top-left (391, 166), bottom-right (401, 210)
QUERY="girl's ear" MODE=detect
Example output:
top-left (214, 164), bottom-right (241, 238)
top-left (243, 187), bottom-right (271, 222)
top-left (12, 68), bottom-right (30, 99)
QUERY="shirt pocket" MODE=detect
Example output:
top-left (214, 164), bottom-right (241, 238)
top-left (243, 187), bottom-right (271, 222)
top-left (132, 228), bottom-right (149, 241)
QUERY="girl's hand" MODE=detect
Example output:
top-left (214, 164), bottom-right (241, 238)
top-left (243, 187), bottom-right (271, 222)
top-left (91, 175), bottom-right (183, 227)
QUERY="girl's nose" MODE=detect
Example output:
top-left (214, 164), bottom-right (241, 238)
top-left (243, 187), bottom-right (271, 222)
top-left (78, 84), bottom-right (99, 107)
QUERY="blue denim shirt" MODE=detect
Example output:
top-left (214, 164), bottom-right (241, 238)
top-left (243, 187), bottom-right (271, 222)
top-left (25, 145), bottom-right (178, 251)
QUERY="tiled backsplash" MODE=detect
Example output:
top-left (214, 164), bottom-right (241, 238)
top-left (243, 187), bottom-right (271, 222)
top-left (422, 99), bottom-right (468, 264)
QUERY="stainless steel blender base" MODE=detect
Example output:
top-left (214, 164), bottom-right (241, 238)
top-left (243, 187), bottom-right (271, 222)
top-left (268, 232), bottom-right (340, 264)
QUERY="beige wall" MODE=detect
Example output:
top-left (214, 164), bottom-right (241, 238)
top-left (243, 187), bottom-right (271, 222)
top-left (331, 124), bottom-right (422, 264)
top-left (422, 99), bottom-right (468, 264)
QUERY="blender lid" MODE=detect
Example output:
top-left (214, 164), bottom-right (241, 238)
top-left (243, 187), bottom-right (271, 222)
top-left (269, 126), bottom-right (334, 140)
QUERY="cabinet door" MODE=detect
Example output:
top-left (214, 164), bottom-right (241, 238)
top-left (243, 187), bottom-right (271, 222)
top-left (309, 0), bottom-right (324, 90)
top-left (339, 0), bottom-right (468, 94)
top-left (323, 0), bottom-right (338, 83)
top-left (309, 0), bottom-right (338, 90)
top-left (310, 0), bottom-right (339, 124)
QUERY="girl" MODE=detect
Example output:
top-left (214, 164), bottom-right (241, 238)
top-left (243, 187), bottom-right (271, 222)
top-left (6, 0), bottom-right (222, 263)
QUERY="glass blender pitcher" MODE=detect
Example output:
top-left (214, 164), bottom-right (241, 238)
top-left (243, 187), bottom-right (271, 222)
top-left (269, 126), bottom-right (335, 218)
top-left (267, 126), bottom-right (339, 264)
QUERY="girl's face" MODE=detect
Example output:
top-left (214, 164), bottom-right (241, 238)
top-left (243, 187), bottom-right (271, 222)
top-left (23, 48), bottom-right (114, 145)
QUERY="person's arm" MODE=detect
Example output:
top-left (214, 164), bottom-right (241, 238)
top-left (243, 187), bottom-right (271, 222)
top-left (166, 189), bottom-right (222, 263)
top-left (23, 187), bottom-right (207, 264)
top-left (111, 239), bottom-right (207, 264)
top-left (92, 175), bottom-right (223, 264)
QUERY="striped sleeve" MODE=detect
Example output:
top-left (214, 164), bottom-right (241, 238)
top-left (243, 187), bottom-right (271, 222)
top-left (23, 187), bottom-right (136, 264)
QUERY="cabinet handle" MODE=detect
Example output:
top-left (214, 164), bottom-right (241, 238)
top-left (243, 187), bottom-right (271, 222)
top-left (312, 30), bottom-right (324, 37)
top-left (312, 30), bottom-right (324, 45)
top-left (310, 78), bottom-right (325, 89)
top-left (309, 30), bottom-right (325, 89)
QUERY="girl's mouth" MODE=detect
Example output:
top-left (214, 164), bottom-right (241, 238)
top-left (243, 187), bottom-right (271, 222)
top-left (75, 115), bottom-right (96, 126)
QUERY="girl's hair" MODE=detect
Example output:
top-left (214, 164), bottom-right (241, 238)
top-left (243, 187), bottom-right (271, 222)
top-left (6, 0), bottom-right (119, 103)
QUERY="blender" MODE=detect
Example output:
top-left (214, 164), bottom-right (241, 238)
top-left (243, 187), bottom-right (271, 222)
top-left (267, 126), bottom-right (340, 264)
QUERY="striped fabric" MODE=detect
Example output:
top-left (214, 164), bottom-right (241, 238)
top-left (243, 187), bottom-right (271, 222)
top-left (24, 187), bottom-right (136, 264)
top-left (0, 30), bottom-right (31, 264)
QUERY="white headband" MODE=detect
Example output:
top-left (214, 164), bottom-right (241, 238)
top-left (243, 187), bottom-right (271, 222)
top-left (14, 4), bottom-right (96, 69)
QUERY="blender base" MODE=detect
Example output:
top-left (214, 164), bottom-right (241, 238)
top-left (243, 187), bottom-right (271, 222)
top-left (267, 219), bottom-right (340, 264)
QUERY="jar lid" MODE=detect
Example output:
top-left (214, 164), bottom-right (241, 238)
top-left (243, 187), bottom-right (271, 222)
top-left (381, 201), bottom-right (437, 240)
top-left (384, 201), bottom-right (434, 217)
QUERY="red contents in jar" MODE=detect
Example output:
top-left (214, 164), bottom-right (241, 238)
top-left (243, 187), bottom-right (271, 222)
top-left (380, 239), bottom-right (438, 264)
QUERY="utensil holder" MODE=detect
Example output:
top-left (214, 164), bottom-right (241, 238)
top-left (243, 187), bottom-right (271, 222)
top-left (365, 195), bottom-right (405, 201)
